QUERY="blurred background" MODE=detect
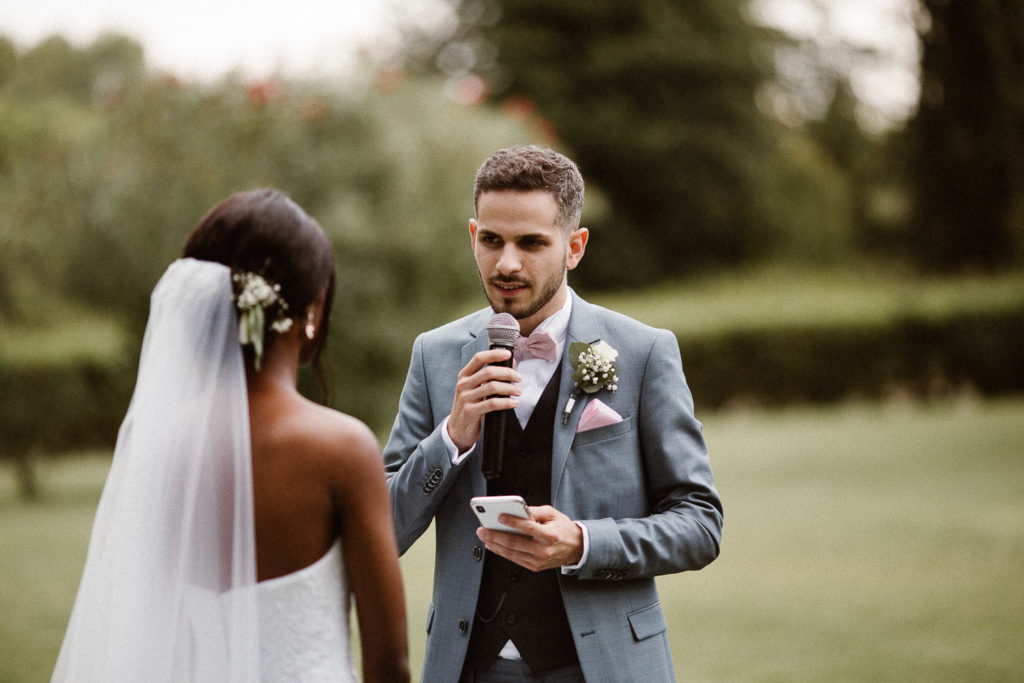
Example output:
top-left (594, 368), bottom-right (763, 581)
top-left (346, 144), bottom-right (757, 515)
top-left (1, 0), bottom-right (1022, 680)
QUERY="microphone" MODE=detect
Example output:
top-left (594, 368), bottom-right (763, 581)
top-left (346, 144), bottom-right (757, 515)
top-left (481, 313), bottom-right (519, 480)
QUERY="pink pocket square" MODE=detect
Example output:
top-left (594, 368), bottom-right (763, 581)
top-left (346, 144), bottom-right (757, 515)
top-left (576, 398), bottom-right (623, 433)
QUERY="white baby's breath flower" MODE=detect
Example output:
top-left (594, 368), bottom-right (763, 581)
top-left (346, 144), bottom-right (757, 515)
top-left (232, 270), bottom-right (292, 371)
top-left (563, 340), bottom-right (620, 424)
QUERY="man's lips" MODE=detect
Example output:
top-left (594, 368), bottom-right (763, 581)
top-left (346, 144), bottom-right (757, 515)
top-left (491, 280), bottom-right (528, 295)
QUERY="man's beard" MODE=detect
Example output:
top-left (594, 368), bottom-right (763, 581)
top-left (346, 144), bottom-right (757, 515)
top-left (480, 256), bottom-right (566, 321)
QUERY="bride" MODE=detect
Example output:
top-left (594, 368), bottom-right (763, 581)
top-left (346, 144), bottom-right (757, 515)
top-left (52, 189), bottom-right (409, 681)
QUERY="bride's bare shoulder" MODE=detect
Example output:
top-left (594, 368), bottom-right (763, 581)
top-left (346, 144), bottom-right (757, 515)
top-left (309, 402), bottom-right (376, 446)
top-left (249, 392), bottom-right (381, 474)
top-left (292, 399), bottom-right (381, 463)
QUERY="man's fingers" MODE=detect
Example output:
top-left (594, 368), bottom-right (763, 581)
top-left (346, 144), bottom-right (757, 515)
top-left (448, 350), bottom-right (522, 450)
top-left (459, 348), bottom-right (516, 377)
top-left (476, 527), bottom-right (560, 573)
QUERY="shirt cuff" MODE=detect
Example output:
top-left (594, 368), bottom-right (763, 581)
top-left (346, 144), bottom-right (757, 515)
top-left (561, 522), bottom-right (590, 575)
top-left (441, 415), bottom-right (477, 465)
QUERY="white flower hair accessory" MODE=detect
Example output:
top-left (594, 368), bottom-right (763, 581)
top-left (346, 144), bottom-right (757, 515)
top-left (232, 270), bottom-right (292, 370)
top-left (562, 340), bottom-right (619, 424)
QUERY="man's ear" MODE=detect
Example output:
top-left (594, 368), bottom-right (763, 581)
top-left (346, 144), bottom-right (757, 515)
top-left (469, 219), bottom-right (479, 252)
top-left (566, 227), bottom-right (589, 271)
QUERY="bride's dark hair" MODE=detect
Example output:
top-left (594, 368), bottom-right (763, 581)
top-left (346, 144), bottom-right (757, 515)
top-left (183, 188), bottom-right (336, 392)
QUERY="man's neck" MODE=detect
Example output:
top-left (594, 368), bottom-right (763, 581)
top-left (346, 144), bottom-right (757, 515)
top-left (515, 288), bottom-right (569, 337)
top-left (513, 291), bottom-right (572, 339)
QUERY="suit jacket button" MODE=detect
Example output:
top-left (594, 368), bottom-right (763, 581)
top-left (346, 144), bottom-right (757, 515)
top-left (422, 467), bottom-right (443, 494)
top-left (458, 620), bottom-right (468, 634)
top-left (473, 546), bottom-right (483, 561)
top-left (505, 613), bottom-right (517, 625)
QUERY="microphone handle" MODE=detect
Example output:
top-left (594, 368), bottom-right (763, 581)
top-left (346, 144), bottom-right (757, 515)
top-left (481, 342), bottom-right (515, 480)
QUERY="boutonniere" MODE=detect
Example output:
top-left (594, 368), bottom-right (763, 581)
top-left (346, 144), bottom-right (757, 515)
top-left (562, 340), bottom-right (619, 424)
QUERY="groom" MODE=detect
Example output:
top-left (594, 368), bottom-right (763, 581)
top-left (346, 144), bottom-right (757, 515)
top-left (382, 145), bottom-right (722, 682)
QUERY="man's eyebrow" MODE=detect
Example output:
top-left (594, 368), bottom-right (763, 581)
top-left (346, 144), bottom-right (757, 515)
top-left (476, 229), bottom-right (550, 241)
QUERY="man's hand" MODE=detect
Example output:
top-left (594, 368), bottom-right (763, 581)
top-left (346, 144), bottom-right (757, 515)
top-left (476, 505), bottom-right (583, 572)
top-left (447, 349), bottom-right (521, 452)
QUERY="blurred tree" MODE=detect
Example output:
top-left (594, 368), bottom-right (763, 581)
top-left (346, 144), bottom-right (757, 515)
top-left (85, 32), bottom-right (147, 101)
top-left (396, 0), bottom-right (786, 286)
top-left (805, 77), bottom-right (892, 257)
top-left (8, 35), bottom-right (95, 101)
top-left (2, 32), bottom-right (145, 104)
top-left (744, 0), bottom-right (919, 263)
top-left (906, 0), bottom-right (1024, 271)
top-left (1, 33), bottom-right (537, 432)
top-left (0, 35), bottom-right (15, 87)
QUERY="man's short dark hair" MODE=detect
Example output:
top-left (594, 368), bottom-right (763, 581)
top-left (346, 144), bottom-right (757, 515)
top-left (473, 146), bottom-right (584, 231)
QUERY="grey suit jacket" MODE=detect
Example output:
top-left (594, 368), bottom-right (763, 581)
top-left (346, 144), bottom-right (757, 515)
top-left (383, 291), bottom-right (723, 683)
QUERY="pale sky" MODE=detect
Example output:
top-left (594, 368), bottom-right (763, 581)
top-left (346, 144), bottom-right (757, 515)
top-left (0, 0), bottom-right (411, 80)
top-left (1, 0), bottom-right (918, 127)
top-left (751, 0), bottom-right (920, 129)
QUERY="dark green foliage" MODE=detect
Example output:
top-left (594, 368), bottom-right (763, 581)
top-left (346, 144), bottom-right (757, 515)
top-left (907, 0), bottom-right (1024, 270)
top-left (680, 305), bottom-right (1024, 411)
top-left (0, 36), bottom-right (15, 87)
top-left (0, 360), bottom-right (135, 457)
top-left (403, 0), bottom-right (787, 286)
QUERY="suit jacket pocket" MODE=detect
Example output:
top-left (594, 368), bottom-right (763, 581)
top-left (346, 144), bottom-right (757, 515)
top-left (627, 601), bottom-right (668, 641)
top-left (572, 415), bottom-right (633, 447)
top-left (425, 601), bottom-right (435, 634)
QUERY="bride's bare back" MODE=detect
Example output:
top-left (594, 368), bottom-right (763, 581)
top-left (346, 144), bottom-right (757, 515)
top-left (246, 356), bottom-right (409, 683)
top-left (249, 388), bottom-right (383, 580)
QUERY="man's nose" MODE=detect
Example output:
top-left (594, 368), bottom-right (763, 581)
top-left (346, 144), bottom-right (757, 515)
top-left (496, 246), bottom-right (521, 274)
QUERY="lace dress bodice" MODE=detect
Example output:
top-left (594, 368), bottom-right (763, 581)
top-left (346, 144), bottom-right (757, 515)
top-left (257, 539), bottom-right (356, 682)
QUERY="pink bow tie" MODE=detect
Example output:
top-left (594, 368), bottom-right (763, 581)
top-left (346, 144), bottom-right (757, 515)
top-left (514, 330), bottom-right (558, 362)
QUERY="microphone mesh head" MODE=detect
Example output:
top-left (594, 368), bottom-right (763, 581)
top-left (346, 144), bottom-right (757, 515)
top-left (486, 313), bottom-right (520, 346)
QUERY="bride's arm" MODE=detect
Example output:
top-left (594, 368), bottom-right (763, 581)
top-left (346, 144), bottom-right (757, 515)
top-left (331, 418), bottom-right (410, 683)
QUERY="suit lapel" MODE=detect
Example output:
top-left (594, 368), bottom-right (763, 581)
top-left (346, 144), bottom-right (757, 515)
top-left (462, 324), bottom-right (490, 367)
top-left (551, 290), bottom-right (601, 501)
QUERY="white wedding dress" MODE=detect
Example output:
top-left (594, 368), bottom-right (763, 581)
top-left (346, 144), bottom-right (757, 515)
top-left (256, 539), bottom-right (357, 682)
top-left (52, 260), bottom-right (358, 682)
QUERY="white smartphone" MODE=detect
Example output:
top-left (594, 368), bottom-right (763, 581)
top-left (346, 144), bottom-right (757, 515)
top-left (470, 495), bottom-right (531, 536)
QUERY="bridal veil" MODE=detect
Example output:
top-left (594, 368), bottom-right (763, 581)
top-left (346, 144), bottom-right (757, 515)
top-left (53, 258), bottom-right (259, 681)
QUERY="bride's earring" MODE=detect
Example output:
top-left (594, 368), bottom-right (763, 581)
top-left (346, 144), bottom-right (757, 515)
top-left (304, 312), bottom-right (316, 341)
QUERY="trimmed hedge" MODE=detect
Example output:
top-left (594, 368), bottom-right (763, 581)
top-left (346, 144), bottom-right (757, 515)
top-left (1, 360), bottom-right (134, 457)
top-left (2, 307), bottom-right (1022, 460)
top-left (679, 306), bottom-right (1024, 410)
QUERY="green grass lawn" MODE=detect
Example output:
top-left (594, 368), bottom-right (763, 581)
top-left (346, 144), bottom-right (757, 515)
top-left (2, 398), bottom-right (1022, 682)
